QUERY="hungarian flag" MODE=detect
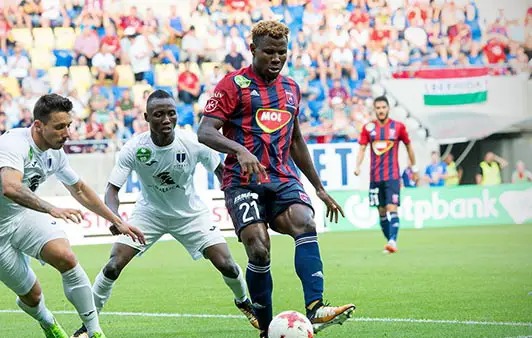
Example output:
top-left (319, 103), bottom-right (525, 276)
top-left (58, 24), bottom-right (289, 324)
top-left (419, 67), bottom-right (488, 106)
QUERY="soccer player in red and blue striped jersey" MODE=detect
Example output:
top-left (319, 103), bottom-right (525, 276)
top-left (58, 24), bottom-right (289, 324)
top-left (355, 96), bottom-right (417, 253)
top-left (198, 20), bottom-right (355, 337)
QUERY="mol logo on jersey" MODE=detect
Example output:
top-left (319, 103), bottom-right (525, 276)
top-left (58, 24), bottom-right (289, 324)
top-left (256, 108), bottom-right (292, 133)
top-left (372, 140), bottom-right (394, 156)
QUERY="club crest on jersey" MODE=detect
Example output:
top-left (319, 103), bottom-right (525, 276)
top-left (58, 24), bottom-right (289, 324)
top-left (285, 91), bottom-right (295, 105)
top-left (176, 151), bottom-right (187, 164)
top-left (136, 147), bottom-right (152, 163)
top-left (372, 140), bottom-right (394, 156)
top-left (256, 108), bottom-right (292, 133)
top-left (234, 75), bottom-right (251, 88)
top-left (365, 122), bottom-right (376, 132)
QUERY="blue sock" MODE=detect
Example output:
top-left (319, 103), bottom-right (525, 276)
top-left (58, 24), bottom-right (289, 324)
top-left (246, 261), bottom-right (273, 331)
top-left (294, 232), bottom-right (324, 309)
top-left (389, 211), bottom-right (400, 242)
top-left (379, 215), bottom-right (390, 241)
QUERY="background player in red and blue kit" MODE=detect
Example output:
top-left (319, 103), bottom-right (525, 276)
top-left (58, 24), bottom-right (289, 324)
top-left (197, 20), bottom-right (355, 337)
top-left (354, 96), bottom-right (417, 254)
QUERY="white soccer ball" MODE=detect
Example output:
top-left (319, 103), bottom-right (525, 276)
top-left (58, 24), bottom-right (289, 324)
top-left (268, 311), bottom-right (314, 338)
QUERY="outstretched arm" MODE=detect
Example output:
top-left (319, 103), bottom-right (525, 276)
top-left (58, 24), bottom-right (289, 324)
top-left (290, 118), bottom-right (344, 223)
top-left (64, 180), bottom-right (145, 244)
top-left (1, 167), bottom-right (83, 223)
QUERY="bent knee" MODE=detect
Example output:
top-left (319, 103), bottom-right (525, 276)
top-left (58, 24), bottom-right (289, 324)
top-left (217, 259), bottom-right (240, 278)
top-left (246, 243), bottom-right (270, 265)
top-left (53, 250), bottom-right (78, 273)
top-left (103, 258), bottom-right (127, 280)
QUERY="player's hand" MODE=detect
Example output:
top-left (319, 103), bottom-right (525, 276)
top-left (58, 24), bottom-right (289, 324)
top-left (316, 188), bottom-right (345, 223)
top-left (49, 207), bottom-right (84, 224)
top-left (109, 222), bottom-right (146, 245)
top-left (354, 167), bottom-right (361, 176)
top-left (236, 148), bottom-right (268, 183)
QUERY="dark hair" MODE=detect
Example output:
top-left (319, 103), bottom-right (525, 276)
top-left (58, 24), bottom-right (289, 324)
top-left (146, 89), bottom-right (174, 111)
top-left (373, 95), bottom-right (389, 106)
top-left (33, 94), bottom-right (73, 123)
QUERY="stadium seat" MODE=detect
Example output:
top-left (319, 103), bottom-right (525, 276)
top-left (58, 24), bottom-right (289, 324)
top-left (69, 65), bottom-right (93, 95)
top-left (54, 27), bottom-right (76, 50)
top-left (201, 62), bottom-right (221, 78)
top-left (47, 66), bottom-right (68, 88)
top-left (0, 76), bottom-right (21, 97)
top-left (33, 27), bottom-right (55, 50)
top-left (8, 28), bottom-right (33, 49)
top-left (30, 48), bottom-right (53, 70)
top-left (132, 83), bottom-right (153, 107)
top-left (116, 65), bottom-right (135, 87)
top-left (154, 64), bottom-right (177, 87)
top-left (178, 62), bottom-right (201, 78)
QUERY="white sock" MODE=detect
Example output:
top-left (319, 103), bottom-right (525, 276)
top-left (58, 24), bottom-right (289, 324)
top-left (16, 294), bottom-right (55, 328)
top-left (92, 269), bottom-right (116, 313)
top-left (222, 264), bottom-right (248, 303)
top-left (62, 264), bottom-right (102, 335)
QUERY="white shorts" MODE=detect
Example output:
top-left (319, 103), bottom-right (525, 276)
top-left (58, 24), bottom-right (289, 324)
top-left (0, 210), bottom-right (67, 295)
top-left (116, 209), bottom-right (226, 260)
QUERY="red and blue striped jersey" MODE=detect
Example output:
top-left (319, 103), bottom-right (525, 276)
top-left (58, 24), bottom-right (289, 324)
top-left (203, 66), bottom-right (301, 189)
top-left (359, 119), bottom-right (410, 182)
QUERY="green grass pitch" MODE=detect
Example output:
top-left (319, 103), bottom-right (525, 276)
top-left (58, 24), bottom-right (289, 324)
top-left (1, 225), bottom-right (531, 337)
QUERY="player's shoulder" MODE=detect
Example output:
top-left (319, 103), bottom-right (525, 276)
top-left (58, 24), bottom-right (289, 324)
top-left (175, 128), bottom-right (200, 145)
top-left (363, 120), bottom-right (378, 132)
top-left (120, 131), bottom-right (151, 153)
top-left (390, 119), bottom-right (406, 129)
top-left (217, 67), bottom-right (250, 91)
top-left (0, 128), bottom-right (31, 153)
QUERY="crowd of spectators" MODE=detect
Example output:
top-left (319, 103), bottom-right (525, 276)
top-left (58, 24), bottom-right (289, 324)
top-left (0, 0), bottom-right (530, 152)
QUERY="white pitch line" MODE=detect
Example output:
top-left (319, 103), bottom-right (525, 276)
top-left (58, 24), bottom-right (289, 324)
top-left (0, 310), bottom-right (531, 327)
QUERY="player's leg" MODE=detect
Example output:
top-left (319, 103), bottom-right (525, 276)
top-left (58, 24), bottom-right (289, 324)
top-left (11, 211), bottom-right (104, 337)
top-left (202, 243), bottom-right (259, 329)
top-left (225, 185), bottom-right (272, 334)
top-left (39, 239), bottom-right (104, 337)
top-left (240, 223), bottom-right (273, 335)
top-left (271, 183), bottom-right (355, 333)
top-left (370, 181), bottom-right (390, 243)
top-left (92, 243), bottom-right (139, 312)
top-left (384, 179), bottom-right (401, 253)
top-left (73, 211), bottom-right (161, 337)
top-left (0, 240), bottom-right (67, 337)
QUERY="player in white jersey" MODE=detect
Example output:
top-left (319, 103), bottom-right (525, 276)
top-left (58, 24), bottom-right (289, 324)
top-left (0, 94), bottom-right (145, 338)
top-left (71, 90), bottom-right (258, 338)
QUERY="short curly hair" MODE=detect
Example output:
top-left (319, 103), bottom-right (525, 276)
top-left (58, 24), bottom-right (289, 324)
top-left (251, 20), bottom-right (289, 46)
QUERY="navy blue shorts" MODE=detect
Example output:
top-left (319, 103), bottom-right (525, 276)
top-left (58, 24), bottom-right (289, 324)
top-left (369, 179), bottom-right (401, 207)
top-left (224, 181), bottom-right (314, 238)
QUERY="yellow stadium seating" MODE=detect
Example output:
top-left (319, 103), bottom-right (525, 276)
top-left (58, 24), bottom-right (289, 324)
top-left (30, 48), bottom-right (53, 70)
top-left (47, 66), bottom-right (69, 89)
top-left (33, 27), bottom-right (55, 50)
top-left (132, 83), bottom-right (153, 108)
top-left (154, 64), bottom-right (177, 87)
top-left (8, 28), bottom-right (33, 49)
top-left (69, 65), bottom-right (93, 95)
top-left (54, 27), bottom-right (76, 50)
top-left (116, 65), bottom-right (135, 87)
top-left (178, 62), bottom-right (202, 79)
top-left (201, 62), bottom-right (221, 78)
top-left (0, 76), bottom-right (21, 97)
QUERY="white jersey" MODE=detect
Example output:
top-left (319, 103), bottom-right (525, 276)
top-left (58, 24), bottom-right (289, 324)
top-left (0, 128), bottom-right (79, 229)
top-left (108, 131), bottom-right (220, 218)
